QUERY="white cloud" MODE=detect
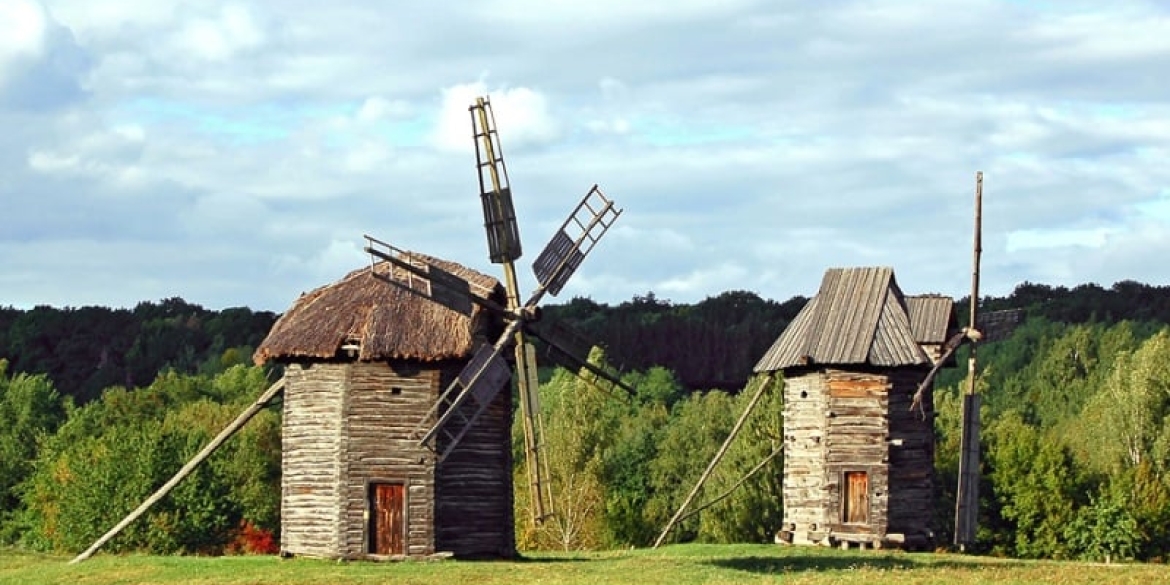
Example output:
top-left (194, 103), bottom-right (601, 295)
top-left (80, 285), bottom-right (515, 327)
top-left (0, 0), bottom-right (48, 63)
top-left (173, 4), bottom-right (266, 62)
top-left (432, 81), bottom-right (561, 152)
top-left (657, 263), bottom-right (751, 299)
top-left (355, 96), bottom-right (409, 123)
top-left (0, 0), bottom-right (89, 108)
top-left (1006, 227), bottom-right (1116, 252)
top-left (271, 238), bottom-right (366, 290)
top-left (25, 120), bottom-right (147, 185)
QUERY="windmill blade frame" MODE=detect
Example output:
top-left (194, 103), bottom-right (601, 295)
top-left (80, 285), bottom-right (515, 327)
top-left (976, 308), bottom-right (1024, 343)
top-left (363, 94), bottom-right (625, 528)
top-left (471, 97), bottom-right (522, 264)
top-left (531, 185), bottom-right (622, 297)
top-left (527, 319), bottom-right (635, 396)
top-left (415, 339), bottom-right (515, 461)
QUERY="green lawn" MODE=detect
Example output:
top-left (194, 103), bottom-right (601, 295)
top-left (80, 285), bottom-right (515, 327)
top-left (2, 544), bottom-right (1166, 585)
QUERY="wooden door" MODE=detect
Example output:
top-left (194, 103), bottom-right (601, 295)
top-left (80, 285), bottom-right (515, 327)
top-left (843, 471), bottom-right (869, 524)
top-left (369, 483), bottom-right (405, 555)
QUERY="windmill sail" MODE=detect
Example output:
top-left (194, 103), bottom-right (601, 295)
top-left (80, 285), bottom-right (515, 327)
top-left (528, 319), bottom-right (634, 396)
top-left (364, 236), bottom-right (498, 316)
top-left (532, 185), bottom-right (621, 296)
top-left (976, 308), bottom-right (1023, 343)
top-left (365, 95), bottom-right (625, 527)
top-left (471, 97), bottom-right (522, 263)
top-left (416, 339), bottom-right (514, 461)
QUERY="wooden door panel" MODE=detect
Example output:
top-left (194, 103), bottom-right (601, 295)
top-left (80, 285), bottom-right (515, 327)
top-left (843, 471), bottom-right (869, 524)
top-left (370, 483), bottom-right (405, 555)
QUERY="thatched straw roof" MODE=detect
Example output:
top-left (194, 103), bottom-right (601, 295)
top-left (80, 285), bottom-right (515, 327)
top-left (254, 253), bottom-right (503, 364)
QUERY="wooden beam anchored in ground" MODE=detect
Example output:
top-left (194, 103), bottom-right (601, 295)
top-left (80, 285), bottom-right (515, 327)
top-left (653, 372), bottom-right (775, 548)
top-left (69, 377), bottom-right (286, 564)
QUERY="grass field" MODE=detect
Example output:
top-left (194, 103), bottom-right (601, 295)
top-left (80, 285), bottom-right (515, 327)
top-left (2, 544), bottom-right (1167, 585)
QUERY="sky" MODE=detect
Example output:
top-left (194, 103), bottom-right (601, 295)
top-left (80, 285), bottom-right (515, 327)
top-left (2, 0), bottom-right (1169, 312)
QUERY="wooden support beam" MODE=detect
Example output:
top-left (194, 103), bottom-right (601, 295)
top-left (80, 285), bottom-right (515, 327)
top-left (653, 372), bottom-right (775, 548)
top-left (676, 442), bottom-right (783, 524)
top-left (69, 377), bottom-right (286, 564)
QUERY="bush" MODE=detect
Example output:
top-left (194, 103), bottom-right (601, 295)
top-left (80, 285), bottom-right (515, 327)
top-left (18, 367), bottom-right (280, 554)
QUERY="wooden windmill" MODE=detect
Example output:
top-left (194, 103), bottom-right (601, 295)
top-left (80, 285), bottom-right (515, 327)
top-left (655, 173), bottom-right (1021, 551)
top-left (68, 95), bottom-right (625, 564)
top-left (364, 95), bottom-right (628, 526)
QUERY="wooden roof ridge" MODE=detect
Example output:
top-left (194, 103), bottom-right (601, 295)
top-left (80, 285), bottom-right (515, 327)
top-left (254, 252), bottom-right (504, 365)
top-left (753, 266), bottom-right (930, 372)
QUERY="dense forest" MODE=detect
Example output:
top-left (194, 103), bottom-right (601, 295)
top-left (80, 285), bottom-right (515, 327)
top-left (4, 280), bottom-right (1170, 404)
top-left (0, 298), bottom-right (277, 405)
top-left (2, 279), bottom-right (1170, 561)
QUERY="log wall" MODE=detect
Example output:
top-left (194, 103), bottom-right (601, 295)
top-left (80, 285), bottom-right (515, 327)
top-left (280, 363), bottom-right (347, 557)
top-left (780, 367), bottom-right (935, 548)
top-left (781, 372), bottom-right (831, 544)
top-left (434, 365), bottom-right (516, 558)
top-left (824, 370), bottom-right (890, 540)
top-left (885, 368), bottom-right (934, 545)
top-left (280, 359), bottom-right (516, 560)
top-left (340, 361), bottom-right (441, 558)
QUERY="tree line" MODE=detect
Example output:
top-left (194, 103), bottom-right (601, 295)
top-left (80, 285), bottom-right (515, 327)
top-left (935, 319), bottom-right (1170, 561)
top-left (0, 298), bottom-right (277, 404)
top-left (3, 279), bottom-right (1170, 560)
top-left (6, 317), bottom-right (1170, 561)
top-left (6, 279), bottom-right (1168, 402)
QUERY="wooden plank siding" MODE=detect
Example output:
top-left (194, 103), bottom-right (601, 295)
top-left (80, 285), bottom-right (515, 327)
top-left (280, 363), bottom-right (348, 557)
top-left (279, 360), bottom-right (516, 560)
top-left (435, 361), bottom-right (516, 558)
top-left (779, 367), bottom-right (935, 548)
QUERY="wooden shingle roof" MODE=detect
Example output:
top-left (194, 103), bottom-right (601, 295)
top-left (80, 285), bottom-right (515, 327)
top-left (753, 267), bottom-right (931, 372)
top-left (905, 295), bottom-right (956, 345)
top-left (254, 253), bottom-right (503, 364)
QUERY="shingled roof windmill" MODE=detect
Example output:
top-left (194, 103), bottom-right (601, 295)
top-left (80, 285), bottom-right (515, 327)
top-left (364, 95), bottom-right (627, 525)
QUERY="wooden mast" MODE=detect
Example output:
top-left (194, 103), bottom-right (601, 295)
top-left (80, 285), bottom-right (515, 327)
top-left (954, 171), bottom-right (983, 549)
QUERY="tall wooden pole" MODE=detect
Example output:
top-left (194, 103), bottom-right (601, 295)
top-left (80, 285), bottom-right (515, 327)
top-left (954, 172), bottom-right (983, 550)
top-left (69, 378), bottom-right (285, 564)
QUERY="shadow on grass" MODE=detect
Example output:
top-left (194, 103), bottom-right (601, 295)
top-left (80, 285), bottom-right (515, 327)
top-left (709, 555), bottom-right (915, 574)
top-left (707, 554), bottom-right (1019, 574)
top-left (512, 554), bottom-right (592, 564)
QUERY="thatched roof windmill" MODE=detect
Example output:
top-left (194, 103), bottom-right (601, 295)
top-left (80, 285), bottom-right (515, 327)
top-left (68, 96), bottom-right (624, 563)
top-left (254, 256), bottom-right (515, 559)
top-left (362, 95), bottom-right (628, 528)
